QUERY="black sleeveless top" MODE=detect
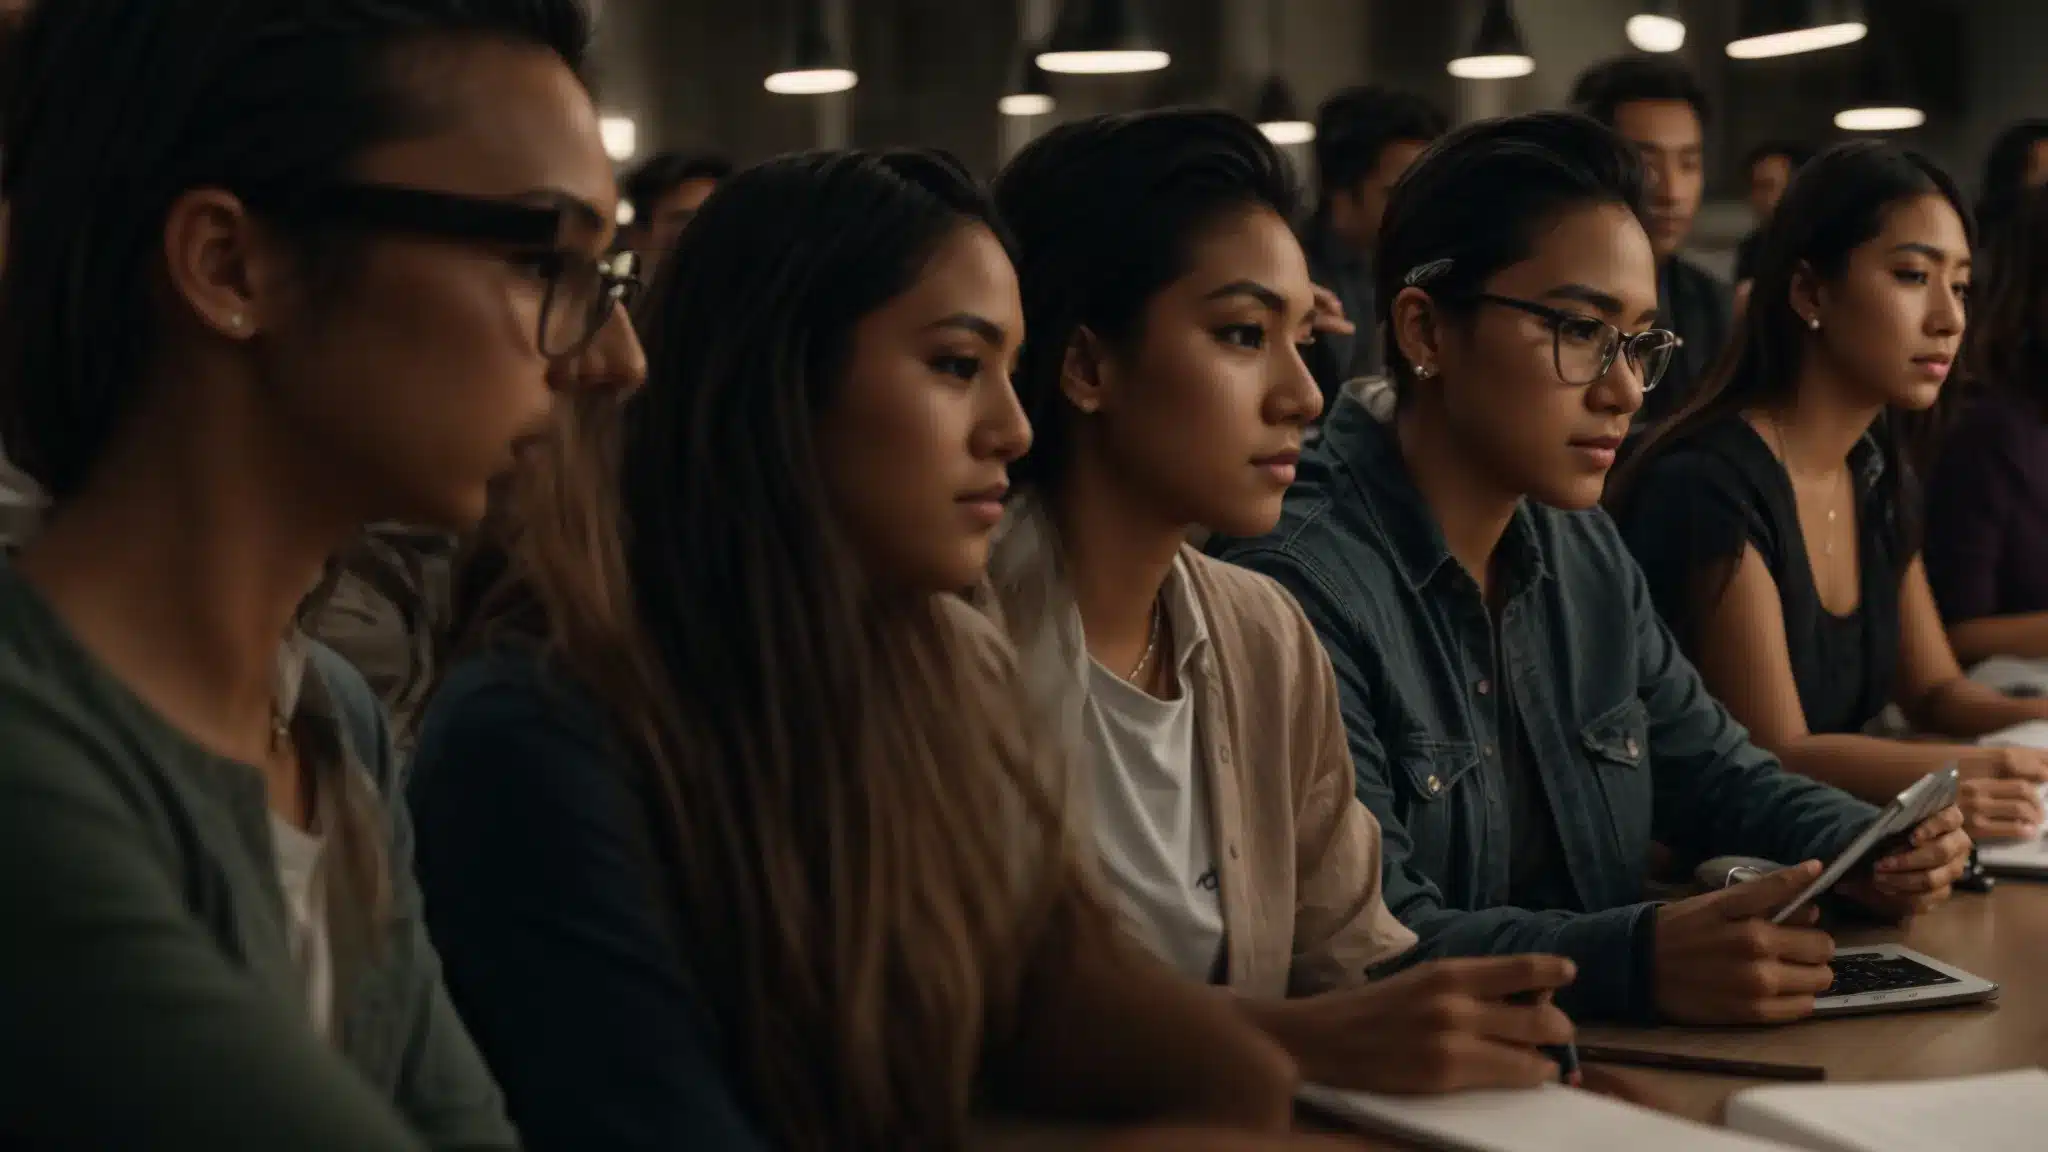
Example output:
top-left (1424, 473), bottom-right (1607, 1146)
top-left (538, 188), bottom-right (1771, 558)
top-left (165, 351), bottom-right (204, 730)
top-left (1616, 416), bottom-right (1903, 736)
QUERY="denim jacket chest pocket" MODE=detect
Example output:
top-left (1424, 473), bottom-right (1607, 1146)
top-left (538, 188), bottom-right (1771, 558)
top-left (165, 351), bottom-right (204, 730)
top-left (1392, 737), bottom-right (1487, 900)
top-left (1578, 697), bottom-right (1654, 883)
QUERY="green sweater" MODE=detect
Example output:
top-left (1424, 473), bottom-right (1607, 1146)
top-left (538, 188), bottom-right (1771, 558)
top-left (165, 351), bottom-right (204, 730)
top-left (0, 564), bottom-right (515, 1150)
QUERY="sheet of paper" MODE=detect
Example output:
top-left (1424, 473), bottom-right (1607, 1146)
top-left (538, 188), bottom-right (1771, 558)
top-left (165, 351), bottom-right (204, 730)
top-left (1726, 1068), bottom-right (2048, 1152)
top-left (1973, 723), bottom-right (2048, 873)
top-left (1977, 817), bottom-right (2048, 873)
top-left (1977, 718), bottom-right (2048, 751)
top-left (1967, 658), bottom-right (2048, 699)
top-left (1297, 1082), bottom-right (1799, 1152)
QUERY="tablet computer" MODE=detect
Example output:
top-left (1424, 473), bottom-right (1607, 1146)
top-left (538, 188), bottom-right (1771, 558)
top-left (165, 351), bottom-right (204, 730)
top-left (1770, 766), bottom-right (1959, 925)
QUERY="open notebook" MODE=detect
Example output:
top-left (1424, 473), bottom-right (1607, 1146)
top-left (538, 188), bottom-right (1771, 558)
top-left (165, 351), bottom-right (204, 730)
top-left (1725, 1068), bottom-right (2048, 1151)
top-left (1295, 1083), bottom-right (1799, 1152)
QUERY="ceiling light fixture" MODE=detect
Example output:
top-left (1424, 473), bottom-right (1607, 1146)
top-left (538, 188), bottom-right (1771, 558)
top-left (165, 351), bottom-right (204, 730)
top-left (599, 115), bottom-right (638, 162)
top-left (1448, 0), bottom-right (1534, 80)
top-left (765, 0), bottom-right (857, 95)
top-left (1253, 1), bottom-right (1311, 145)
top-left (999, 50), bottom-right (1056, 117)
top-left (1625, 1), bottom-right (1686, 54)
top-left (1255, 76), bottom-right (1313, 146)
top-left (1727, 0), bottom-right (1867, 60)
top-left (1037, 0), bottom-right (1170, 75)
top-left (1836, 28), bottom-right (1924, 133)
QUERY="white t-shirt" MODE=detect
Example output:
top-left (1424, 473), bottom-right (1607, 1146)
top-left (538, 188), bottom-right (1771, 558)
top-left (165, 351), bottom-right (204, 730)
top-left (269, 809), bottom-right (333, 1038)
top-left (1078, 562), bottom-right (1226, 982)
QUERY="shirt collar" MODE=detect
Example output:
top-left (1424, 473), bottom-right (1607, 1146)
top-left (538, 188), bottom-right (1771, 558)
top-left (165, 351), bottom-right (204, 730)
top-left (1159, 551), bottom-right (1211, 676)
top-left (1325, 394), bottom-right (1552, 596)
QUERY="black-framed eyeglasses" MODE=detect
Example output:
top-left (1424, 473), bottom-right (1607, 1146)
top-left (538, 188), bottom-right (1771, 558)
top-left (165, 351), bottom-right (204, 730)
top-left (242, 183), bottom-right (642, 361)
top-left (1474, 292), bottom-right (1679, 391)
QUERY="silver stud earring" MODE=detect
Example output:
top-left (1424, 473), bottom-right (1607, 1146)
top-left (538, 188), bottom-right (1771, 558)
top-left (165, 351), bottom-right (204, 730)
top-left (1807, 315), bottom-right (1821, 331)
top-left (1416, 364), bottom-right (1435, 380)
top-left (228, 313), bottom-right (246, 331)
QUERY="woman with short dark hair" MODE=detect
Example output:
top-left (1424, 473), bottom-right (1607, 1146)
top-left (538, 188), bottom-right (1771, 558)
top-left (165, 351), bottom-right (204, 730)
top-left (0, 0), bottom-right (640, 1146)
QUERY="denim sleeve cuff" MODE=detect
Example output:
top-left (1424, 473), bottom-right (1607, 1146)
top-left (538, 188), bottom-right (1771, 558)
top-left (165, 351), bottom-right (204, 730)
top-left (1549, 903), bottom-right (1661, 1023)
top-left (1627, 902), bottom-right (1663, 1024)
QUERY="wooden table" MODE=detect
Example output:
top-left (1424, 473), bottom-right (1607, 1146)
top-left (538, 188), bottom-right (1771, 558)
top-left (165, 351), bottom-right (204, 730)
top-left (1578, 880), bottom-right (2048, 1124)
top-left (1032, 886), bottom-right (2046, 1147)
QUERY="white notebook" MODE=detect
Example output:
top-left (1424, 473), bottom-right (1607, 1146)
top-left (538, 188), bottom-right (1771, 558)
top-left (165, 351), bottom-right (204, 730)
top-left (1725, 1069), bottom-right (2048, 1152)
top-left (1977, 718), bottom-right (2048, 751)
top-left (1973, 722), bottom-right (2048, 875)
top-left (1296, 1082), bottom-right (1798, 1152)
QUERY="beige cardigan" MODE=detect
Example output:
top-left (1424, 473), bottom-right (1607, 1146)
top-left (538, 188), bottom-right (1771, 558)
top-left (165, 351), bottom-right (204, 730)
top-left (977, 498), bottom-right (1415, 998)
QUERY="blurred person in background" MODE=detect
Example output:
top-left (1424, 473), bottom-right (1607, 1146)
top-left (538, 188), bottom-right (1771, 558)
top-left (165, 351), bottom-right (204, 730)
top-left (1299, 85), bottom-right (1447, 405)
top-left (1734, 141), bottom-right (1813, 311)
top-left (1573, 55), bottom-right (1726, 429)
top-left (1926, 181), bottom-right (2048, 665)
top-left (619, 149), bottom-right (730, 278)
top-left (1973, 119), bottom-right (2048, 270)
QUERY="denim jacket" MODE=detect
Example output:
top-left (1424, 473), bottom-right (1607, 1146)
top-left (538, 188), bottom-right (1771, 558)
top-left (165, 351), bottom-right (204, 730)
top-left (1210, 398), bottom-right (1877, 1021)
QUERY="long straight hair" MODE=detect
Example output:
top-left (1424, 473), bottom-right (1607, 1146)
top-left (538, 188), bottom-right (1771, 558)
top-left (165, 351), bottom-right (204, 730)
top-left (1966, 181), bottom-right (2048, 420)
top-left (1611, 140), bottom-right (1974, 557)
top-left (467, 149), bottom-right (1082, 1148)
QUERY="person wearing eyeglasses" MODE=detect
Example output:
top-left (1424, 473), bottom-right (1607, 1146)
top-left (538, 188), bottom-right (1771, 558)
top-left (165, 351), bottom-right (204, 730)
top-left (1211, 113), bottom-right (1968, 1028)
top-left (0, 1), bottom-right (642, 1148)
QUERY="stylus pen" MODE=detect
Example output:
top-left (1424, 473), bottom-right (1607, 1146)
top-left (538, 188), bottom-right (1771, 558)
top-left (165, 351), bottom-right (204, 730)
top-left (1578, 1045), bottom-right (1826, 1082)
top-left (1510, 991), bottom-right (1580, 1086)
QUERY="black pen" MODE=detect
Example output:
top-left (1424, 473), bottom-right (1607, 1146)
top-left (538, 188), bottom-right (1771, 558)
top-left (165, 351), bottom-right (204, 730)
top-left (1511, 991), bottom-right (1581, 1087)
top-left (1577, 1045), bottom-right (1825, 1082)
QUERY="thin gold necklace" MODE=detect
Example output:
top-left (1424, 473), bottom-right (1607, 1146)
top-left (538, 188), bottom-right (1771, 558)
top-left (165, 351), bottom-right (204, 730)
top-left (1767, 412), bottom-right (1849, 556)
top-left (1128, 596), bottom-right (1163, 682)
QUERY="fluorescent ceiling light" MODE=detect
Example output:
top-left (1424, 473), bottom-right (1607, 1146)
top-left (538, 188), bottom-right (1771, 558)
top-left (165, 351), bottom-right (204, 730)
top-left (1836, 105), bottom-right (1925, 132)
top-left (764, 68), bottom-right (857, 95)
top-left (599, 116), bottom-right (637, 162)
top-left (1039, 0), bottom-right (1169, 75)
top-left (1036, 48), bottom-right (1168, 74)
top-left (999, 92), bottom-right (1056, 117)
top-left (1260, 120), bottom-right (1315, 146)
top-left (1728, 22), bottom-right (1866, 59)
top-left (1626, 14), bottom-right (1686, 53)
top-left (1448, 54), bottom-right (1534, 80)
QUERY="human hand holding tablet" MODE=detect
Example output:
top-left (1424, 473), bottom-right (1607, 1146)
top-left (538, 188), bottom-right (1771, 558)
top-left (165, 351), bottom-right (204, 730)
top-left (1771, 767), bottom-right (1963, 925)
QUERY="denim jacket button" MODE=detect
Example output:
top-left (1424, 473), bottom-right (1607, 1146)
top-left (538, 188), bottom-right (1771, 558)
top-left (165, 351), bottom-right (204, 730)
top-left (1625, 737), bottom-right (1641, 758)
top-left (1426, 774), bottom-right (1442, 795)
top-left (1476, 679), bottom-right (1492, 695)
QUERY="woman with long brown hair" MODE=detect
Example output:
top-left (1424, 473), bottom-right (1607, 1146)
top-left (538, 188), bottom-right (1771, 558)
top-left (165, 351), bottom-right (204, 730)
top-left (1612, 140), bottom-right (2047, 844)
top-left (1924, 182), bottom-right (2048, 665)
top-left (406, 148), bottom-right (1322, 1150)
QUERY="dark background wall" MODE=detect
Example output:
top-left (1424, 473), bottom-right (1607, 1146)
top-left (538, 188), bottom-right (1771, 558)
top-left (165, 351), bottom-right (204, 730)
top-left (589, 0), bottom-right (2037, 243)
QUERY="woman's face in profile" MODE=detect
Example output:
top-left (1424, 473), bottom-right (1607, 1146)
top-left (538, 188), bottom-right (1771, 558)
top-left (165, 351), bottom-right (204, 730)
top-left (1801, 193), bottom-right (1969, 413)
top-left (1074, 205), bottom-right (1323, 539)
top-left (1430, 200), bottom-right (1659, 510)
top-left (250, 39), bottom-right (624, 531)
top-left (818, 222), bottom-right (1031, 593)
